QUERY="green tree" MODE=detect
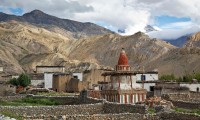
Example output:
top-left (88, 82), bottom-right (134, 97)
top-left (182, 74), bottom-right (193, 82)
top-left (18, 73), bottom-right (31, 87)
top-left (159, 74), bottom-right (176, 80)
top-left (9, 78), bottom-right (19, 86)
top-left (9, 73), bottom-right (31, 87)
top-left (194, 73), bottom-right (200, 82)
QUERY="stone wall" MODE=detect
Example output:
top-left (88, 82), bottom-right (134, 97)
top-left (0, 104), bottom-right (104, 117)
top-left (0, 95), bottom-right (25, 101)
top-left (159, 112), bottom-right (200, 120)
top-left (170, 100), bottom-right (200, 109)
top-left (162, 94), bottom-right (200, 109)
top-left (103, 102), bottom-right (146, 114)
top-left (27, 113), bottom-right (159, 120)
top-left (190, 92), bottom-right (200, 100)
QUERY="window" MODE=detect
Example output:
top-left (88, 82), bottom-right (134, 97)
top-left (150, 86), bottom-right (154, 91)
top-left (73, 76), bottom-right (78, 79)
top-left (197, 87), bottom-right (199, 92)
top-left (141, 75), bottom-right (146, 81)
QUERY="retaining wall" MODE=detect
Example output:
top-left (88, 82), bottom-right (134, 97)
top-left (27, 113), bottom-right (159, 120)
top-left (159, 112), bottom-right (200, 120)
top-left (162, 94), bottom-right (200, 109)
top-left (0, 96), bottom-right (25, 101)
top-left (0, 104), bottom-right (104, 117)
top-left (103, 102), bottom-right (146, 114)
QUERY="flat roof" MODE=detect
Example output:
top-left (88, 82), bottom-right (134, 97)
top-left (53, 73), bottom-right (71, 76)
top-left (102, 71), bottom-right (136, 76)
top-left (36, 66), bottom-right (65, 68)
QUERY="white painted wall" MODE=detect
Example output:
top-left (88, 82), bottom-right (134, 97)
top-left (11, 75), bottom-right (19, 79)
top-left (110, 75), bottom-right (141, 90)
top-left (72, 73), bottom-right (83, 81)
top-left (31, 80), bottom-right (44, 87)
top-left (132, 94), bottom-right (135, 103)
top-left (135, 94), bottom-right (138, 103)
top-left (0, 67), bottom-right (3, 72)
top-left (136, 73), bottom-right (158, 81)
top-left (36, 67), bottom-right (65, 73)
top-left (180, 84), bottom-right (200, 92)
top-left (138, 83), bottom-right (156, 91)
top-left (44, 73), bottom-right (53, 89)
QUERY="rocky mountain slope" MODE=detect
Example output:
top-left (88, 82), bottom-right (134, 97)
top-left (164, 35), bottom-right (189, 47)
top-left (0, 11), bottom-right (200, 77)
top-left (0, 10), bottom-right (113, 38)
top-left (0, 21), bottom-right (176, 75)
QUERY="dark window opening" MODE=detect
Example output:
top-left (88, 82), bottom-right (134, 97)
top-left (197, 87), bottom-right (199, 92)
top-left (73, 76), bottom-right (78, 79)
top-left (150, 86), bottom-right (154, 91)
top-left (141, 75), bottom-right (146, 81)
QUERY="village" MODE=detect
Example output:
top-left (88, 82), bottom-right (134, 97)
top-left (0, 48), bottom-right (200, 120)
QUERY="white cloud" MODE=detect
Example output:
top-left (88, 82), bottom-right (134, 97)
top-left (148, 24), bottom-right (200, 39)
top-left (160, 22), bottom-right (194, 29)
top-left (1, 0), bottom-right (200, 39)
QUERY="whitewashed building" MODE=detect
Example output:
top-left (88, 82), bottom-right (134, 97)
top-left (180, 83), bottom-right (200, 92)
top-left (72, 72), bottom-right (83, 81)
top-left (136, 72), bottom-right (158, 81)
top-left (44, 73), bottom-right (54, 89)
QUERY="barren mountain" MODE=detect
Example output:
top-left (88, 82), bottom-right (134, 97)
top-left (184, 32), bottom-right (200, 48)
top-left (0, 10), bottom-right (113, 38)
top-left (0, 21), bottom-right (105, 74)
top-left (0, 10), bottom-right (200, 77)
top-left (0, 21), bottom-right (176, 75)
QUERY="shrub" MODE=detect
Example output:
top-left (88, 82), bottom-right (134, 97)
top-left (18, 73), bottom-right (31, 87)
top-left (159, 74), bottom-right (176, 80)
top-left (9, 73), bottom-right (31, 87)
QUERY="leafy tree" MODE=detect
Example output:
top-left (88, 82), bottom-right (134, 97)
top-left (182, 74), bottom-right (193, 82)
top-left (9, 73), bottom-right (31, 87)
top-left (177, 77), bottom-right (183, 82)
top-left (9, 78), bottom-right (19, 86)
top-left (194, 73), bottom-right (200, 82)
top-left (18, 73), bottom-right (31, 87)
top-left (159, 74), bottom-right (176, 80)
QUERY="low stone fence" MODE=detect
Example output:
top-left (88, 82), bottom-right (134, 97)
top-left (190, 92), bottom-right (200, 100)
top-left (22, 112), bottom-right (200, 120)
top-left (162, 93), bottom-right (190, 101)
top-left (103, 102), bottom-right (146, 114)
top-left (0, 103), bottom-right (104, 118)
top-left (27, 113), bottom-right (159, 120)
top-left (159, 112), bottom-right (200, 120)
top-left (162, 94), bottom-right (200, 109)
top-left (0, 95), bottom-right (26, 101)
top-left (170, 100), bottom-right (200, 109)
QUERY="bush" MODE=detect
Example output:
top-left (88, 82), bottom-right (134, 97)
top-left (9, 78), bottom-right (19, 86)
top-left (18, 73), bottom-right (31, 87)
top-left (159, 74), bottom-right (176, 80)
top-left (9, 73), bottom-right (31, 87)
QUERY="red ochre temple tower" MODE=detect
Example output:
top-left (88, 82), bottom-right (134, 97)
top-left (90, 48), bottom-right (147, 104)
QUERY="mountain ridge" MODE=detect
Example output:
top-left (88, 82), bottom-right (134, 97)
top-left (0, 10), bottom-right (200, 77)
top-left (0, 10), bottom-right (114, 38)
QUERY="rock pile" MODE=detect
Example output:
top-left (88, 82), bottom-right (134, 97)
top-left (0, 114), bottom-right (16, 120)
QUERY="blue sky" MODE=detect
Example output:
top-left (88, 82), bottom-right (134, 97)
top-left (8, 7), bottom-right (23, 15)
top-left (0, 0), bottom-right (200, 39)
top-left (155, 16), bottom-right (191, 28)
